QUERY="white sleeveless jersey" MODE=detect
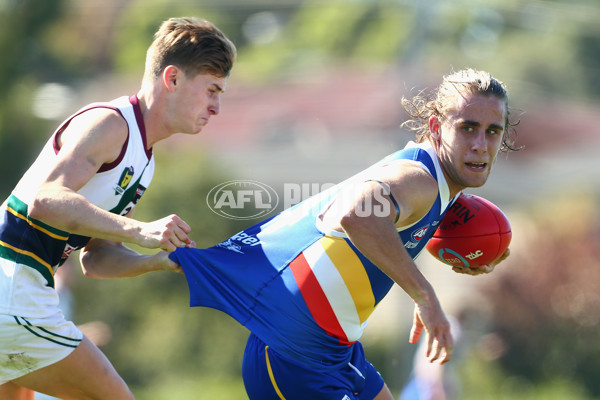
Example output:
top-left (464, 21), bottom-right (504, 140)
top-left (0, 95), bottom-right (155, 317)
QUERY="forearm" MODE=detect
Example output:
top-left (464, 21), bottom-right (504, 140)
top-left (80, 240), bottom-right (174, 278)
top-left (29, 186), bottom-right (191, 252)
top-left (30, 187), bottom-right (141, 244)
top-left (342, 214), bottom-right (436, 304)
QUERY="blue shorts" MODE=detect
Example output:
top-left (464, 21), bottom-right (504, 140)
top-left (242, 333), bottom-right (385, 400)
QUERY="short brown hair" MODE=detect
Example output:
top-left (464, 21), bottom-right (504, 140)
top-left (144, 17), bottom-right (236, 80)
top-left (401, 69), bottom-right (520, 152)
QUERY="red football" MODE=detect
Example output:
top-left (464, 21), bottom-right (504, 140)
top-left (426, 193), bottom-right (511, 268)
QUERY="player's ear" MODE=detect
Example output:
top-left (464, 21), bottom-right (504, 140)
top-left (162, 65), bottom-right (180, 92)
top-left (429, 116), bottom-right (442, 140)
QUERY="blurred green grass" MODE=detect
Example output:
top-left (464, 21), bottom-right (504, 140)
top-left (131, 375), bottom-right (247, 400)
top-left (458, 354), bottom-right (592, 400)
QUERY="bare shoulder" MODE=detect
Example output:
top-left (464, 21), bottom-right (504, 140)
top-left (370, 160), bottom-right (438, 195)
top-left (370, 161), bottom-right (439, 225)
top-left (59, 107), bottom-right (129, 164)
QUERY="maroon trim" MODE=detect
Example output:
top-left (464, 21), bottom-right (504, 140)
top-left (96, 105), bottom-right (129, 173)
top-left (52, 105), bottom-right (125, 157)
top-left (52, 105), bottom-right (129, 173)
top-left (129, 94), bottom-right (153, 158)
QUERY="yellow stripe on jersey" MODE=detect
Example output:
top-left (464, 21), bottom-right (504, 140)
top-left (304, 239), bottom-right (360, 342)
top-left (265, 346), bottom-right (286, 400)
top-left (0, 239), bottom-right (54, 276)
top-left (6, 205), bottom-right (69, 241)
top-left (319, 235), bottom-right (375, 324)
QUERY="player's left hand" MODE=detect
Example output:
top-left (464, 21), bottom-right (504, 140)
top-left (151, 250), bottom-right (188, 274)
top-left (452, 248), bottom-right (510, 275)
top-left (410, 303), bottom-right (453, 364)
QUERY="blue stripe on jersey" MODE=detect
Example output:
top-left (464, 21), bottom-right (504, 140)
top-left (343, 239), bottom-right (394, 306)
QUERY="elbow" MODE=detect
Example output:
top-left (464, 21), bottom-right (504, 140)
top-left (80, 261), bottom-right (96, 278)
top-left (29, 188), bottom-right (81, 232)
top-left (28, 194), bottom-right (52, 221)
top-left (81, 266), bottom-right (96, 278)
top-left (79, 251), bottom-right (99, 278)
top-left (339, 212), bottom-right (369, 234)
top-left (29, 190), bottom-right (65, 228)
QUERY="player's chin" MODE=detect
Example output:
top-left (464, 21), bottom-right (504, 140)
top-left (463, 174), bottom-right (490, 188)
top-left (184, 128), bottom-right (204, 136)
top-left (187, 122), bottom-right (207, 135)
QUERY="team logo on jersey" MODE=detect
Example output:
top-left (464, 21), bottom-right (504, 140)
top-left (216, 238), bottom-right (244, 254)
top-left (411, 225), bottom-right (429, 242)
top-left (61, 243), bottom-right (77, 260)
top-left (404, 225), bottom-right (430, 249)
top-left (134, 185), bottom-right (146, 202)
top-left (114, 166), bottom-right (134, 195)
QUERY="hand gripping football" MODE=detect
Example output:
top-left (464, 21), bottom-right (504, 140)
top-left (426, 193), bottom-right (512, 268)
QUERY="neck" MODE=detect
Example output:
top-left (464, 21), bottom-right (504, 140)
top-left (136, 87), bottom-right (168, 149)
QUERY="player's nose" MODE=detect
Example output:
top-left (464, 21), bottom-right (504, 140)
top-left (471, 130), bottom-right (487, 153)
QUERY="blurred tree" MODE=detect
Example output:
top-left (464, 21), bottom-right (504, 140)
top-left (577, 28), bottom-right (600, 101)
top-left (111, 0), bottom-right (215, 76)
top-left (0, 0), bottom-right (65, 196)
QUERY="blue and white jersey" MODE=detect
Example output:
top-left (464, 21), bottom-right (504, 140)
top-left (171, 141), bottom-right (457, 370)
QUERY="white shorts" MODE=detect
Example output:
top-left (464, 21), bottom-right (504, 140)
top-left (0, 311), bottom-right (83, 384)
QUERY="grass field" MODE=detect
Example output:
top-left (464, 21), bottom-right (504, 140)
top-left (457, 355), bottom-right (592, 400)
top-left (132, 375), bottom-right (247, 400)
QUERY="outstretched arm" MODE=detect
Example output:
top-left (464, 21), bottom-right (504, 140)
top-left (79, 239), bottom-right (184, 279)
top-left (79, 206), bottom-right (192, 278)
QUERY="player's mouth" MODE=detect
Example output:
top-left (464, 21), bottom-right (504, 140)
top-left (466, 162), bottom-right (487, 170)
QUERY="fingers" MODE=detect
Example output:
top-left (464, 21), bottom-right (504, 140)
top-left (142, 215), bottom-right (194, 252)
top-left (494, 248), bottom-right (510, 264)
top-left (161, 214), bottom-right (192, 252)
top-left (169, 263), bottom-right (184, 274)
top-left (452, 266), bottom-right (468, 274)
top-left (453, 265), bottom-right (492, 275)
top-left (426, 328), bottom-right (435, 358)
top-left (170, 214), bottom-right (192, 244)
top-left (427, 328), bottom-right (453, 364)
top-left (409, 309), bottom-right (424, 344)
top-left (411, 305), bottom-right (454, 364)
top-left (451, 247), bottom-right (511, 275)
top-left (152, 251), bottom-right (185, 274)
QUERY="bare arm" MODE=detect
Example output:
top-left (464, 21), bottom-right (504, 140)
top-left (80, 239), bottom-right (183, 279)
top-left (28, 108), bottom-right (192, 252)
top-left (321, 164), bottom-right (453, 363)
top-left (79, 207), bottom-right (190, 278)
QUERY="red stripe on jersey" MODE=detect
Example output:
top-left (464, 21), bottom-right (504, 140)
top-left (289, 252), bottom-right (350, 345)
